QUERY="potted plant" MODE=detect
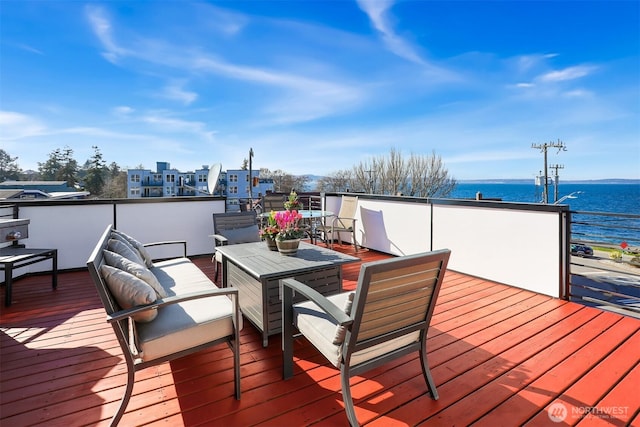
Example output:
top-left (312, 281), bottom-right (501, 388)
top-left (259, 211), bottom-right (280, 251)
top-left (274, 210), bottom-right (305, 255)
top-left (284, 190), bottom-right (303, 211)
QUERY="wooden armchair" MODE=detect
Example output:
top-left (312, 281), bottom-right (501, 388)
top-left (281, 249), bottom-right (451, 426)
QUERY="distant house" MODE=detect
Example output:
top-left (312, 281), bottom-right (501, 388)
top-left (127, 162), bottom-right (211, 198)
top-left (126, 162), bottom-right (274, 210)
top-left (0, 181), bottom-right (89, 200)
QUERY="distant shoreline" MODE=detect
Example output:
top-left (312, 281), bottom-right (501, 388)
top-left (458, 179), bottom-right (640, 185)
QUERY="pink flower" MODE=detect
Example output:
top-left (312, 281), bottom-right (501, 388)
top-left (275, 210), bottom-right (305, 240)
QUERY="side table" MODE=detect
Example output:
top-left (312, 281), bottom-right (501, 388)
top-left (0, 247), bottom-right (58, 306)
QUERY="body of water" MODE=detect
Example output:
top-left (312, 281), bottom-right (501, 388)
top-left (450, 182), bottom-right (640, 246)
top-left (450, 182), bottom-right (639, 215)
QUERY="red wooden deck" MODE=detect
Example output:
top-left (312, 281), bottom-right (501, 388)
top-left (1, 244), bottom-right (638, 426)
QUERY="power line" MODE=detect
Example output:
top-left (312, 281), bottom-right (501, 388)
top-left (531, 139), bottom-right (566, 204)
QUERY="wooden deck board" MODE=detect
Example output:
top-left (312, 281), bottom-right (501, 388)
top-left (1, 244), bottom-right (638, 426)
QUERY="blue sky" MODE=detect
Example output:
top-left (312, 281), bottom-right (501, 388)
top-left (1, 1), bottom-right (639, 180)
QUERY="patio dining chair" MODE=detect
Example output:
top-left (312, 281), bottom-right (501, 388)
top-left (317, 195), bottom-right (359, 250)
top-left (211, 211), bottom-right (260, 281)
top-left (281, 249), bottom-right (451, 426)
top-left (261, 193), bottom-right (287, 213)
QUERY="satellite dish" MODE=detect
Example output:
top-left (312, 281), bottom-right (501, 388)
top-left (207, 163), bottom-right (222, 195)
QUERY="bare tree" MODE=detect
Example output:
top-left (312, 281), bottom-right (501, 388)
top-left (324, 148), bottom-right (456, 197)
top-left (102, 162), bottom-right (128, 198)
top-left (385, 148), bottom-right (407, 195)
top-left (317, 169), bottom-right (352, 192)
top-left (407, 150), bottom-right (456, 197)
top-left (352, 159), bottom-right (375, 193)
top-left (260, 169), bottom-right (296, 192)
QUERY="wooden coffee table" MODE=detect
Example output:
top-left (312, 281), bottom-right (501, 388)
top-left (216, 241), bottom-right (359, 346)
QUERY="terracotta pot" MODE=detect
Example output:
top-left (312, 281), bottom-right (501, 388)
top-left (276, 238), bottom-right (301, 256)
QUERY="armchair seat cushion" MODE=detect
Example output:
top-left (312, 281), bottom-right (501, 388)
top-left (294, 293), bottom-right (420, 367)
top-left (294, 292), bottom-right (351, 366)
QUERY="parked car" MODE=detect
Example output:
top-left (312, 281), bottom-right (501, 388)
top-left (571, 244), bottom-right (594, 257)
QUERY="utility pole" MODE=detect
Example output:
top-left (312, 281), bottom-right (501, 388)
top-left (531, 139), bottom-right (566, 204)
top-left (365, 170), bottom-right (373, 194)
top-left (549, 164), bottom-right (564, 203)
top-left (248, 148), bottom-right (254, 207)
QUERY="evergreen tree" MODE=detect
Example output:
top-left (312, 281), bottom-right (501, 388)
top-left (83, 146), bottom-right (107, 196)
top-left (38, 148), bottom-right (64, 181)
top-left (38, 146), bottom-right (79, 187)
top-left (59, 147), bottom-right (79, 188)
top-left (0, 149), bottom-right (22, 182)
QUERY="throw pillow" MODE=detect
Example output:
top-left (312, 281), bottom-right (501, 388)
top-left (222, 225), bottom-right (260, 245)
top-left (107, 238), bottom-right (146, 266)
top-left (100, 264), bottom-right (158, 322)
top-left (332, 292), bottom-right (355, 345)
top-left (112, 229), bottom-right (154, 268)
top-left (103, 250), bottom-right (168, 298)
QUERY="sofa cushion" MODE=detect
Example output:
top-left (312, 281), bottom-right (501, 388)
top-left (220, 225), bottom-right (260, 245)
top-left (103, 250), bottom-right (168, 298)
top-left (137, 259), bottom-right (240, 361)
top-left (136, 292), bottom-right (236, 361)
top-left (151, 257), bottom-right (218, 295)
top-left (100, 264), bottom-right (158, 323)
top-left (112, 229), bottom-right (154, 268)
top-left (107, 238), bottom-right (146, 266)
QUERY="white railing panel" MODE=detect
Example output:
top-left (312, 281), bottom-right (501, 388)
top-left (116, 200), bottom-right (224, 259)
top-left (18, 203), bottom-right (113, 271)
top-left (9, 196), bottom-right (568, 299)
top-left (357, 199), bottom-right (432, 256)
top-left (432, 205), bottom-right (561, 297)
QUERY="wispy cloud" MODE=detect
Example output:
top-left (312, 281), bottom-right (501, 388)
top-left (538, 65), bottom-right (596, 83)
top-left (85, 5), bottom-right (366, 124)
top-left (112, 106), bottom-right (134, 116)
top-left (355, 0), bottom-right (459, 83)
top-left (15, 43), bottom-right (44, 55)
top-left (86, 5), bottom-right (133, 64)
top-left (141, 112), bottom-right (216, 142)
top-left (356, 0), bottom-right (423, 65)
top-left (0, 111), bottom-right (47, 140)
top-left (194, 3), bottom-right (248, 36)
top-left (161, 81), bottom-right (198, 105)
top-left (192, 56), bottom-right (364, 124)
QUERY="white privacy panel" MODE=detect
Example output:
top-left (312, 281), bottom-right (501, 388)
top-left (432, 204), bottom-right (562, 297)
